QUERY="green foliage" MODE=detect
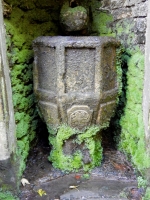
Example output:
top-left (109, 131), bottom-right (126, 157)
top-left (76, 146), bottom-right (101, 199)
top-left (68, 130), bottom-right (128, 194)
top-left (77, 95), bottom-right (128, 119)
top-left (82, 173), bottom-right (90, 179)
top-left (137, 176), bottom-right (147, 189)
top-left (48, 124), bottom-right (103, 172)
top-left (0, 189), bottom-right (18, 200)
top-left (144, 187), bottom-right (150, 200)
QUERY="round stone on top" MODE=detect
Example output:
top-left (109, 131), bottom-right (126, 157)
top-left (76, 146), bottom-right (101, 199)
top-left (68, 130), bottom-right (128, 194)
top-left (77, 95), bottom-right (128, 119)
top-left (60, 1), bottom-right (89, 33)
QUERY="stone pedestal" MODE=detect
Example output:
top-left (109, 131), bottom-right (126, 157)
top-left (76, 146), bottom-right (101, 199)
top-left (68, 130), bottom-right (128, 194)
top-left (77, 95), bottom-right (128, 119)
top-left (33, 36), bottom-right (120, 130)
top-left (33, 36), bottom-right (120, 171)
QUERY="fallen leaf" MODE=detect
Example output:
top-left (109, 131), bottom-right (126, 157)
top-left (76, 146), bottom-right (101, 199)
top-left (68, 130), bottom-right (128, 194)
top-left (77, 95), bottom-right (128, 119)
top-left (75, 175), bottom-right (81, 180)
top-left (69, 185), bottom-right (79, 189)
top-left (21, 178), bottom-right (30, 186)
top-left (37, 189), bottom-right (47, 197)
top-left (111, 161), bottom-right (126, 171)
top-left (69, 185), bottom-right (79, 191)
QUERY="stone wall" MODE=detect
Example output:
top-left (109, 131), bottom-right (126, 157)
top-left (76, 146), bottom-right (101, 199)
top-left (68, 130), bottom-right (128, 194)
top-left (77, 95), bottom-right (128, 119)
top-left (0, 0), bottom-right (17, 195)
top-left (100, 0), bottom-right (148, 52)
top-left (143, 0), bottom-right (150, 155)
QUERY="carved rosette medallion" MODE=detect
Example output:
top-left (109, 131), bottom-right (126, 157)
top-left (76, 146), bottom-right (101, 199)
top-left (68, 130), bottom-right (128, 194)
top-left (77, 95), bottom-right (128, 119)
top-left (67, 105), bottom-right (93, 129)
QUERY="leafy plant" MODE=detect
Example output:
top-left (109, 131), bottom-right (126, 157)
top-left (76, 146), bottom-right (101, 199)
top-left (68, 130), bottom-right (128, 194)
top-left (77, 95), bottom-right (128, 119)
top-left (137, 176), bottom-right (147, 189)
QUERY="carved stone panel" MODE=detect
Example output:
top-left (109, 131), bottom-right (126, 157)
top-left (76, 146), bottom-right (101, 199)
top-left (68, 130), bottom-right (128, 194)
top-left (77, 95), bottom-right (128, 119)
top-left (38, 101), bottom-right (59, 126)
top-left (67, 105), bottom-right (93, 129)
top-left (65, 48), bottom-right (95, 93)
top-left (36, 46), bottom-right (57, 92)
top-left (101, 46), bottom-right (117, 91)
top-left (96, 101), bottom-right (116, 125)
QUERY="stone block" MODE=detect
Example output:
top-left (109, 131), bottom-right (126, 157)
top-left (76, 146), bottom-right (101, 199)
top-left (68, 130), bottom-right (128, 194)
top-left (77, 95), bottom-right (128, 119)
top-left (124, 0), bottom-right (147, 7)
top-left (112, 7), bottom-right (132, 20)
top-left (132, 2), bottom-right (148, 17)
top-left (134, 18), bottom-right (147, 33)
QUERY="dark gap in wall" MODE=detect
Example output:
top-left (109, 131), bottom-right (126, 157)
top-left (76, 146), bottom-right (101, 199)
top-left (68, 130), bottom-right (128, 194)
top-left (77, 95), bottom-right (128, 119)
top-left (36, 118), bottom-right (50, 148)
top-left (70, 0), bottom-right (79, 8)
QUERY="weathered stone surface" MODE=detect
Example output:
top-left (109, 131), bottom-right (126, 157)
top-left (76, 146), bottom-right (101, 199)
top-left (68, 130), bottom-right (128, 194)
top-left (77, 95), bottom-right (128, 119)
top-left (112, 7), bottom-right (132, 21)
top-left (101, 0), bottom-right (126, 9)
top-left (60, 3), bottom-right (88, 32)
top-left (136, 33), bottom-right (146, 44)
top-left (101, 0), bottom-right (147, 10)
top-left (132, 2), bottom-right (148, 17)
top-left (33, 36), bottom-right (120, 130)
top-left (134, 18), bottom-right (147, 33)
top-left (124, 0), bottom-right (147, 7)
top-left (143, 0), bottom-right (150, 155)
top-left (0, 0), bottom-right (17, 193)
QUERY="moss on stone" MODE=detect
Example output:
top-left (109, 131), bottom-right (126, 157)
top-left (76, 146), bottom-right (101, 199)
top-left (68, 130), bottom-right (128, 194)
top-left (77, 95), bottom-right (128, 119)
top-left (77, 126), bottom-right (103, 171)
top-left (60, 3), bottom-right (87, 15)
top-left (48, 125), bottom-right (103, 172)
top-left (144, 187), bottom-right (150, 200)
top-left (91, 11), bottom-right (113, 36)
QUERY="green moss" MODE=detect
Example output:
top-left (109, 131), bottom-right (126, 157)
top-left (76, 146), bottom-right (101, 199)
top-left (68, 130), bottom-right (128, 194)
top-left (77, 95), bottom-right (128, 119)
top-left (48, 125), bottom-right (103, 172)
top-left (48, 124), bottom-right (81, 171)
top-left (88, 0), bottom-right (114, 36)
top-left (4, 0), bottom-right (60, 179)
top-left (77, 126), bottom-right (102, 171)
top-left (91, 12), bottom-right (113, 35)
top-left (144, 187), bottom-right (150, 200)
top-left (60, 3), bottom-right (87, 15)
top-left (16, 136), bottom-right (30, 178)
top-left (0, 191), bottom-right (18, 200)
top-left (119, 52), bottom-right (150, 171)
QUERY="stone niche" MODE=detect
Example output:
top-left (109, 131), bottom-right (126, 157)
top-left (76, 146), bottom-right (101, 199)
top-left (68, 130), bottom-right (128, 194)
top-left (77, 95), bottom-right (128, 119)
top-left (33, 36), bottom-right (120, 171)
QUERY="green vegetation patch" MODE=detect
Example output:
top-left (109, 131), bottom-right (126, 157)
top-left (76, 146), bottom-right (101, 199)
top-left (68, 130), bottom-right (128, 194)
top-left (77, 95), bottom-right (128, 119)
top-left (4, 0), bottom-right (60, 179)
top-left (48, 124), bottom-right (103, 172)
top-left (144, 187), bottom-right (150, 200)
top-left (119, 52), bottom-right (150, 172)
top-left (0, 189), bottom-right (18, 200)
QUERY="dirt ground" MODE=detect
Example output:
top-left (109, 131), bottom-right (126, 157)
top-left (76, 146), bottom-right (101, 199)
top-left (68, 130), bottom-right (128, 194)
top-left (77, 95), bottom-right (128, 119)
top-left (19, 137), bottom-right (142, 200)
